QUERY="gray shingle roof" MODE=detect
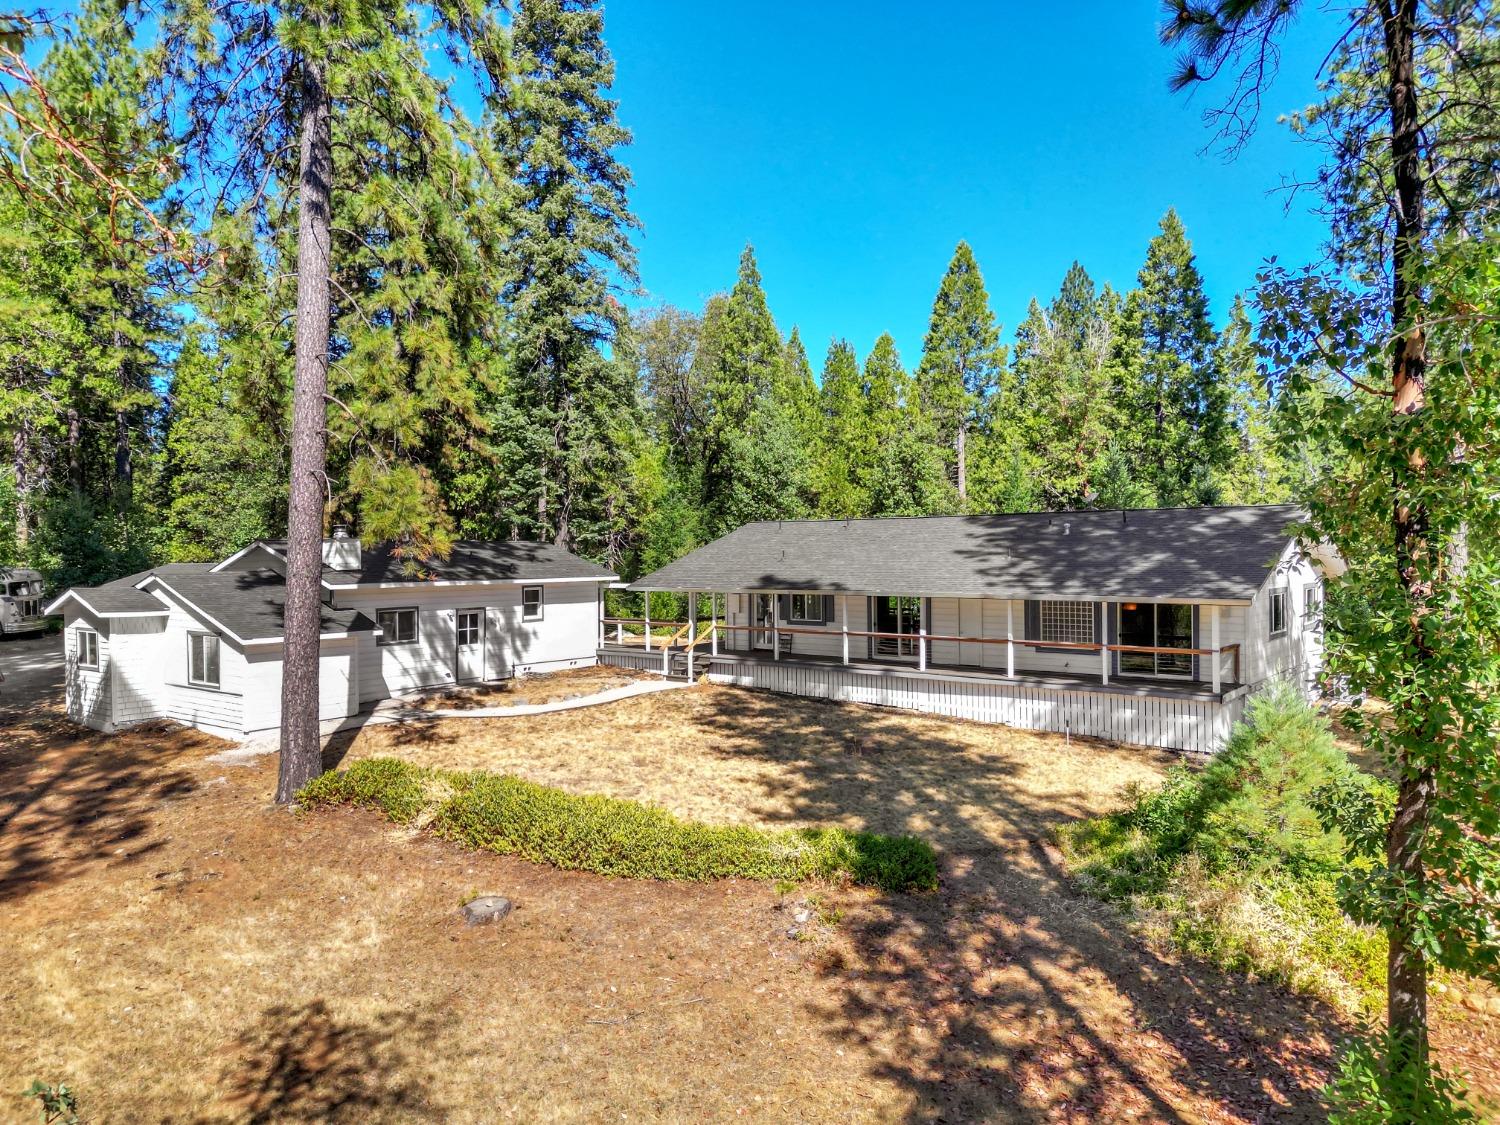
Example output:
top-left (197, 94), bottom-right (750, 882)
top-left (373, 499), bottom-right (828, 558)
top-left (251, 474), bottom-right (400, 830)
top-left (49, 564), bottom-right (216, 616)
top-left (630, 505), bottom-right (1305, 602)
top-left (255, 539), bottom-right (615, 584)
top-left (144, 569), bottom-right (375, 641)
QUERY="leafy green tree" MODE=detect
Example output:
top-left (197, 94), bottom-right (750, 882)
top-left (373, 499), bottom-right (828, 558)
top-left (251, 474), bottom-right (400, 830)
top-left (915, 241), bottom-right (1004, 504)
top-left (160, 333), bottom-right (282, 561)
top-left (1168, 0), bottom-right (1500, 1109)
top-left (1116, 211), bottom-right (1230, 506)
top-left (779, 326), bottom-right (822, 457)
top-left (493, 0), bottom-right (640, 553)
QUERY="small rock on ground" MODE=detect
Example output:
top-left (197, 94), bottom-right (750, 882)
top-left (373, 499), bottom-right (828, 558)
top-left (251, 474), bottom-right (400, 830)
top-left (461, 895), bottom-right (514, 926)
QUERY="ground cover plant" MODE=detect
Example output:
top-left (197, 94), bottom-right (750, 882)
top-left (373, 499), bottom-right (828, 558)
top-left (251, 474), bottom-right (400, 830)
top-left (1060, 685), bottom-right (1391, 1016)
top-left (300, 757), bottom-right (939, 893)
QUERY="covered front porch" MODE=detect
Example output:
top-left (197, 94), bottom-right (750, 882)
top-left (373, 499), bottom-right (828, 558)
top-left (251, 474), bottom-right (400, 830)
top-left (600, 589), bottom-right (1245, 694)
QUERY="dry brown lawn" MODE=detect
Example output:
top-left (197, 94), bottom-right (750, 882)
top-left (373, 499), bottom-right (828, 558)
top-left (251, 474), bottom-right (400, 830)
top-left (398, 664), bottom-right (652, 711)
top-left (4, 679), bottom-right (1497, 1122)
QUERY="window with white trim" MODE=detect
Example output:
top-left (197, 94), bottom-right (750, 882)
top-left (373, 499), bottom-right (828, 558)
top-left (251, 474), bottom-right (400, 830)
top-left (377, 608), bottom-right (418, 645)
top-left (1269, 588), bottom-right (1289, 636)
top-left (76, 628), bottom-right (99, 669)
top-left (1040, 600), bottom-right (1095, 645)
top-left (521, 586), bottom-right (543, 621)
top-left (187, 632), bottom-right (220, 688)
top-left (788, 593), bottom-right (823, 623)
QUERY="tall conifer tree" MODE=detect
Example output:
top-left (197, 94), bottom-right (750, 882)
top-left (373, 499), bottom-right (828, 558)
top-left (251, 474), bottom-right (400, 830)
top-left (495, 0), bottom-right (640, 552)
top-left (815, 339), bottom-right (866, 517)
top-left (915, 241), bottom-right (1003, 505)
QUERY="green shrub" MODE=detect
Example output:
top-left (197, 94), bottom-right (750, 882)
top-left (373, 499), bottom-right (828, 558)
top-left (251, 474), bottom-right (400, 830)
top-left (1060, 684), bottom-right (1394, 1015)
top-left (1326, 1028), bottom-right (1479, 1123)
top-left (301, 758), bottom-right (938, 893)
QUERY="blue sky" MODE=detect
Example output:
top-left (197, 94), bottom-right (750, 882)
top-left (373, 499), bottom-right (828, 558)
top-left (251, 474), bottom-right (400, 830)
top-left (605, 1), bottom-right (1342, 367)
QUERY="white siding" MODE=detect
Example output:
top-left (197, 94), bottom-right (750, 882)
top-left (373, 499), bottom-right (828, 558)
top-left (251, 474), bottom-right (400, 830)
top-left (108, 615), bottom-right (169, 727)
top-left (152, 595), bottom-right (247, 738)
top-left (63, 611), bottom-right (112, 730)
top-left (337, 581), bottom-right (603, 703)
top-left (240, 639), bottom-right (360, 735)
top-left (1243, 547), bottom-right (1323, 694)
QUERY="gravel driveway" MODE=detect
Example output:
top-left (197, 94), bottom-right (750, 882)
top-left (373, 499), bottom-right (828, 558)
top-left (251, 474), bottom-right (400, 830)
top-left (0, 632), bottom-right (63, 718)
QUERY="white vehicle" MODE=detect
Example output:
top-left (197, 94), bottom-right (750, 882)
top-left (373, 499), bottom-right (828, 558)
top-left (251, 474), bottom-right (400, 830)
top-left (1, 569), bottom-right (49, 636)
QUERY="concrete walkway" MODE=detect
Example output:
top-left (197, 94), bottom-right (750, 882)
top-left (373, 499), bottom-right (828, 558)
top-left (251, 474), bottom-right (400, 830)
top-left (364, 676), bottom-right (689, 723)
top-left (220, 676), bottom-right (690, 763)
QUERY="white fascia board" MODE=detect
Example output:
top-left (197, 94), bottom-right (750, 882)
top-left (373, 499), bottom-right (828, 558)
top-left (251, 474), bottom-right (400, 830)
top-left (647, 586), bottom-right (1254, 605)
top-left (42, 589), bottom-right (171, 618)
top-left (241, 630), bottom-right (361, 647)
top-left (332, 574), bottom-right (617, 590)
top-left (137, 577), bottom-right (251, 646)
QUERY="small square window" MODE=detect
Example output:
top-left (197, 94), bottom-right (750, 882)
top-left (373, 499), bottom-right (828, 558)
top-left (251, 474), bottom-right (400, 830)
top-left (1040, 600), bottom-right (1095, 645)
top-left (522, 586), bottom-right (543, 621)
top-left (76, 628), bottom-right (99, 669)
top-left (1269, 589), bottom-right (1289, 637)
top-left (188, 632), bottom-right (220, 688)
top-left (377, 608), bottom-right (418, 645)
top-left (788, 594), bottom-right (823, 623)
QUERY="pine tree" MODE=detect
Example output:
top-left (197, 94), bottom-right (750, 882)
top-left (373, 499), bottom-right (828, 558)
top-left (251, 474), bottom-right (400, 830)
top-left (160, 333), bottom-right (282, 561)
top-left (915, 241), bottom-right (1003, 505)
top-left (815, 339), bottom-right (867, 517)
top-left (1215, 296), bottom-right (1289, 504)
top-left (1116, 210), bottom-right (1231, 506)
top-left (494, 0), bottom-right (640, 553)
top-left (1008, 264), bottom-right (1121, 508)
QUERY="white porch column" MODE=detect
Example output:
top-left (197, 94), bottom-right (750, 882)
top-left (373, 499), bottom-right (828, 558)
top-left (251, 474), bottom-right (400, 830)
top-left (1100, 599), bottom-right (1109, 686)
top-left (1210, 603), bottom-right (1222, 693)
top-left (711, 594), bottom-right (719, 656)
top-left (841, 595), bottom-right (850, 665)
top-left (598, 588), bottom-right (605, 647)
top-left (1006, 599), bottom-right (1015, 678)
top-left (918, 599), bottom-right (928, 672)
top-left (644, 593), bottom-right (651, 652)
top-left (772, 594), bottom-right (780, 661)
top-left (688, 591), bottom-right (697, 645)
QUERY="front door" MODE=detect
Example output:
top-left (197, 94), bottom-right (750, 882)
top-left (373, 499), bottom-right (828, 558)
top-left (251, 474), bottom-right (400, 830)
top-left (456, 609), bottom-right (484, 682)
top-left (1117, 602), bottom-right (1193, 679)
top-left (871, 596), bottom-right (920, 660)
top-left (752, 594), bottom-right (775, 650)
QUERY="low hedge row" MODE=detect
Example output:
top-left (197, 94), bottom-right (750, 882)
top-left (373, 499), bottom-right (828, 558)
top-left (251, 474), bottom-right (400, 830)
top-left (300, 757), bottom-right (938, 893)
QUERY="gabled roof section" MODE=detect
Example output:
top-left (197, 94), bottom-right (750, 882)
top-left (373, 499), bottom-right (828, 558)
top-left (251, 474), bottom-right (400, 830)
top-left (140, 569), bottom-right (375, 644)
top-left (243, 538), bottom-right (615, 586)
top-left (44, 563), bottom-right (214, 617)
top-left (630, 504), bottom-right (1305, 602)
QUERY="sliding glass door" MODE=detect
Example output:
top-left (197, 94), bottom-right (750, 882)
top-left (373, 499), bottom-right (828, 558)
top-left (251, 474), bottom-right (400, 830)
top-left (1117, 602), bottom-right (1194, 679)
top-left (871, 596), bottom-right (920, 659)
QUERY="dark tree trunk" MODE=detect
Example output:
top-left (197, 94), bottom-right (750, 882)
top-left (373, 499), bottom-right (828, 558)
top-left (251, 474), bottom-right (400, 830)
top-left (276, 51), bottom-right (333, 806)
top-left (12, 422), bottom-right (30, 547)
top-left (1382, 0), bottom-right (1432, 1078)
top-left (66, 406), bottom-right (81, 495)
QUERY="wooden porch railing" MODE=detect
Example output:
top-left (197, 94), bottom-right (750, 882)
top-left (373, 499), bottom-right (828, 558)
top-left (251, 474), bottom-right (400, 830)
top-left (605, 618), bottom-right (1243, 691)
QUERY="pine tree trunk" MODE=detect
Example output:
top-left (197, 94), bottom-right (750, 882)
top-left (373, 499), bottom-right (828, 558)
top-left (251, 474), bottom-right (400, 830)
top-left (1383, 0), bottom-right (1432, 1084)
top-left (66, 406), bottom-right (81, 495)
top-left (955, 421), bottom-right (967, 503)
top-left (276, 50), bottom-right (333, 806)
top-left (12, 423), bottom-right (29, 548)
top-left (112, 319), bottom-right (133, 505)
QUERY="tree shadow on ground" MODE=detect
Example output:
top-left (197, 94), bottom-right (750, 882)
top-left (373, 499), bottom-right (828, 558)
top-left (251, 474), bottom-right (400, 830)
top-left (681, 688), bottom-right (1343, 1121)
top-left (214, 998), bottom-right (450, 1123)
top-left (0, 707), bottom-right (209, 904)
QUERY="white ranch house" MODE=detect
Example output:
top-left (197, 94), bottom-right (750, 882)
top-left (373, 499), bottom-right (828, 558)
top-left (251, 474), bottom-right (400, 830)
top-left (604, 504), bottom-right (1332, 754)
top-left (46, 531), bottom-right (615, 740)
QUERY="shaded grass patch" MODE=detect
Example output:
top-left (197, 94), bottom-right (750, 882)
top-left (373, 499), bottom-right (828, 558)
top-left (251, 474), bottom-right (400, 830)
top-left (301, 757), bottom-right (938, 893)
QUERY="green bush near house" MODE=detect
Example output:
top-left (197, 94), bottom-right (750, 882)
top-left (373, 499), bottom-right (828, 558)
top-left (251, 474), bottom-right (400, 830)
top-left (300, 757), bottom-right (938, 893)
top-left (1059, 684), bottom-right (1392, 1016)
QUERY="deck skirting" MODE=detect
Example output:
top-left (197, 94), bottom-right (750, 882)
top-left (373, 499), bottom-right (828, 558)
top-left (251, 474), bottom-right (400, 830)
top-left (600, 647), bottom-right (1247, 754)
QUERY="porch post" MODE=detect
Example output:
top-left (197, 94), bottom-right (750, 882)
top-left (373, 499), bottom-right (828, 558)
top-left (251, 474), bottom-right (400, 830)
top-left (643, 592), bottom-right (651, 652)
top-left (1210, 604), bottom-right (1221, 692)
top-left (711, 594), bottom-right (719, 657)
top-left (1099, 599), bottom-right (1109, 686)
top-left (841, 595), bottom-right (849, 665)
top-left (687, 591), bottom-right (697, 680)
top-left (918, 598), bottom-right (927, 672)
top-left (1006, 599), bottom-right (1015, 678)
top-left (772, 593), bottom-right (780, 661)
top-left (598, 587), bottom-right (605, 647)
